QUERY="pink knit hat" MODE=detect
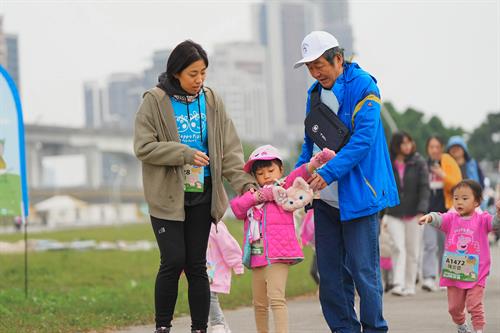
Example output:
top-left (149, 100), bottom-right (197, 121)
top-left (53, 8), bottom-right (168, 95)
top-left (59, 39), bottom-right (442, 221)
top-left (243, 145), bottom-right (283, 173)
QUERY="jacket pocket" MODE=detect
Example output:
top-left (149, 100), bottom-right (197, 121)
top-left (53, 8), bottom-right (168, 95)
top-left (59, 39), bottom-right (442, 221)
top-left (363, 176), bottom-right (377, 198)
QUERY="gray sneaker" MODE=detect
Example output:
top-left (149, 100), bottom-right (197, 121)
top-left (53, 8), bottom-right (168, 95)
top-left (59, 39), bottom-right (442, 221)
top-left (153, 327), bottom-right (170, 333)
top-left (457, 323), bottom-right (472, 333)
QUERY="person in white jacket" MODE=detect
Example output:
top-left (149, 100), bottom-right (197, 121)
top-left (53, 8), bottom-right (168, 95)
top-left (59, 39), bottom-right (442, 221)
top-left (206, 221), bottom-right (244, 333)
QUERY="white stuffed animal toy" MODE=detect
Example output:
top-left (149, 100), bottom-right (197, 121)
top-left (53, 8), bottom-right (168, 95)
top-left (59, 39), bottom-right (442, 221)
top-left (272, 177), bottom-right (314, 212)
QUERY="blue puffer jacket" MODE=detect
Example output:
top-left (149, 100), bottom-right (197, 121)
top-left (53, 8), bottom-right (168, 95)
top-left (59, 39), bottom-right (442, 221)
top-left (446, 136), bottom-right (484, 187)
top-left (296, 62), bottom-right (399, 221)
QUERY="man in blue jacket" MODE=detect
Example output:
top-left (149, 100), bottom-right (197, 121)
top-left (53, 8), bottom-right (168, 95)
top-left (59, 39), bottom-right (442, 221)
top-left (294, 31), bottom-right (399, 333)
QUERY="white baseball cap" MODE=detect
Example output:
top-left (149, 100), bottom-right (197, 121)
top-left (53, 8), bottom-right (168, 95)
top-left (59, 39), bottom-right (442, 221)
top-left (294, 31), bottom-right (339, 69)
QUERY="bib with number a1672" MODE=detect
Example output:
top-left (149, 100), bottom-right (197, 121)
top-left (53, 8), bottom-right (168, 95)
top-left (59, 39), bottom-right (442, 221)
top-left (442, 251), bottom-right (479, 282)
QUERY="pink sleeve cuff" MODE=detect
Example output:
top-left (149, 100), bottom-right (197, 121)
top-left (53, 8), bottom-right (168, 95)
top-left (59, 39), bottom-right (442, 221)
top-left (233, 264), bottom-right (244, 275)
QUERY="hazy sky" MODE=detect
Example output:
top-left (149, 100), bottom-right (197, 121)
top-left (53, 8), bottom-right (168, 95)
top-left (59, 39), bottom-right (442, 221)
top-left (1, 0), bottom-right (499, 131)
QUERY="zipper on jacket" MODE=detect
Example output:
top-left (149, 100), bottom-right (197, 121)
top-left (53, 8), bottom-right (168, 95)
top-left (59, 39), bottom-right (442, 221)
top-left (263, 206), bottom-right (271, 266)
top-left (364, 176), bottom-right (377, 197)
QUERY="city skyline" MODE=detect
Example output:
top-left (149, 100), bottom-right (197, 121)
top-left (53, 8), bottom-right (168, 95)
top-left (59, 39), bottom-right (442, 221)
top-left (0, 1), bottom-right (499, 131)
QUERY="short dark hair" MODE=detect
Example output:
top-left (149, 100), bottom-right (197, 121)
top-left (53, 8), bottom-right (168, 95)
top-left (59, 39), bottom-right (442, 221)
top-left (167, 40), bottom-right (208, 80)
top-left (389, 131), bottom-right (415, 160)
top-left (425, 135), bottom-right (445, 152)
top-left (251, 159), bottom-right (283, 175)
top-left (452, 179), bottom-right (483, 203)
top-left (323, 46), bottom-right (345, 65)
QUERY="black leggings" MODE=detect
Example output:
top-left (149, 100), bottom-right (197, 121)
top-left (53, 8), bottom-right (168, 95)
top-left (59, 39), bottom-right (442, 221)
top-left (151, 203), bottom-right (212, 330)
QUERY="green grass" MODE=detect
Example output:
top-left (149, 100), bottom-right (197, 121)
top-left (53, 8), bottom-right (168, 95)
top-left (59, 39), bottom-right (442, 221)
top-left (0, 220), bottom-right (317, 332)
top-left (0, 222), bottom-right (155, 242)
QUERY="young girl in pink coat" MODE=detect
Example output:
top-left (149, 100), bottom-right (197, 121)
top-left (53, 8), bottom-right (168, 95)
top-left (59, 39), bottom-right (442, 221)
top-left (206, 221), bottom-right (244, 333)
top-left (420, 180), bottom-right (500, 333)
top-left (230, 144), bottom-right (334, 333)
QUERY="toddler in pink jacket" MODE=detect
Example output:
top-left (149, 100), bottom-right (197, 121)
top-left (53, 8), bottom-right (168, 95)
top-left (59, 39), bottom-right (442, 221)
top-left (206, 221), bottom-right (244, 333)
top-left (230, 144), bottom-right (334, 333)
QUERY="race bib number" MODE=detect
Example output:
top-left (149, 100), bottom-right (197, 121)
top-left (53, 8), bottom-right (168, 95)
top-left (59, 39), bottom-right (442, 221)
top-left (251, 240), bottom-right (264, 255)
top-left (442, 251), bottom-right (479, 282)
top-left (183, 165), bottom-right (204, 192)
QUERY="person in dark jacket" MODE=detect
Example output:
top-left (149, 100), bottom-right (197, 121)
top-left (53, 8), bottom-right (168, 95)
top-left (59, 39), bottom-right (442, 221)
top-left (385, 132), bottom-right (430, 296)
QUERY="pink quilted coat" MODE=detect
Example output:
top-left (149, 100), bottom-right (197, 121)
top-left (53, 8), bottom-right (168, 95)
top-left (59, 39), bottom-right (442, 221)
top-left (206, 221), bottom-right (244, 294)
top-left (230, 165), bottom-right (308, 268)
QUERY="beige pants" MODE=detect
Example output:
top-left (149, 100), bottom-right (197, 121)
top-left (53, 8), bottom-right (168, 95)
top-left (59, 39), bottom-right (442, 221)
top-left (252, 263), bottom-right (289, 333)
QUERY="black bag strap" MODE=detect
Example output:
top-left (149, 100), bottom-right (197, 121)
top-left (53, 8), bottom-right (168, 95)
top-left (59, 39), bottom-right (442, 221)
top-left (309, 83), bottom-right (321, 109)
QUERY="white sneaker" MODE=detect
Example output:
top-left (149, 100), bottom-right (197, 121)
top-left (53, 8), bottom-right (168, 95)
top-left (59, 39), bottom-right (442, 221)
top-left (390, 285), bottom-right (407, 296)
top-left (422, 278), bottom-right (438, 292)
top-left (211, 324), bottom-right (227, 333)
top-left (405, 288), bottom-right (416, 296)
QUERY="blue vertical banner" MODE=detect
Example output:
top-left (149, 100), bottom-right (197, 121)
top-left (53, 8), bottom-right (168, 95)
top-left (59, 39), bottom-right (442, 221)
top-left (0, 65), bottom-right (29, 218)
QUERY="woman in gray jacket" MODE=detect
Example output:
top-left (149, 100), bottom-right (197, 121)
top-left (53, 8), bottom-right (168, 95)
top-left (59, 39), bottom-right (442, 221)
top-left (134, 40), bottom-right (255, 333)
top-left (385, 132), bottom-right (430, 296)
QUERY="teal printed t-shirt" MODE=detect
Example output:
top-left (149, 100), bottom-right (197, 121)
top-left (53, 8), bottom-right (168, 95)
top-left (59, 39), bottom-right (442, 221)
top-left (171, 92), bottom-right (210, 177)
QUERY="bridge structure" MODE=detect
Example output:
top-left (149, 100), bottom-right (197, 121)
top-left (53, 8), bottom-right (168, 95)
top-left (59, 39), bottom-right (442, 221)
top-left (25, 124), bottom-right (143, 204)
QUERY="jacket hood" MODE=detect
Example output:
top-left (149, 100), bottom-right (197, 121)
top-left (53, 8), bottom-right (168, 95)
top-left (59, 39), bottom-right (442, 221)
top-left (157, 71), bottom-right (196, 97)
top-left (343, 62), bottom-right (377, 83)
top-left (446, 136), bottom-right (470, 160)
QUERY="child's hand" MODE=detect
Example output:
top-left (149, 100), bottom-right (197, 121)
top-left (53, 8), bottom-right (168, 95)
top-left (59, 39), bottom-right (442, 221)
top-left (419, 214), bottom-right (432, 225)
top-left (309, 148), bottom-right (336, 169)
top-left (254, 187), bottom-right (274, 203)
top-left (496, 199), bottom-right (500, 217)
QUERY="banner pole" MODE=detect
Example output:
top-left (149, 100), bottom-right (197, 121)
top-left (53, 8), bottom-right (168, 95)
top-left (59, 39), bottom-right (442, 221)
top-left (21, 202), bottom-right (28, 299)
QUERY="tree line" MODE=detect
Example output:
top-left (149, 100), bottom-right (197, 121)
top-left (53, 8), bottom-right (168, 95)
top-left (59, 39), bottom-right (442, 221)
top-left (383, 102), bottom-right (500, 162)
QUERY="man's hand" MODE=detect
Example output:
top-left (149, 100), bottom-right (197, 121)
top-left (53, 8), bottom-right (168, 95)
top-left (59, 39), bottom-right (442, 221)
top-left (418, 214), bottom-right (432, 225)
top-left (193, 151), bottom-right (210, 167)
top-left (308, 173), bottom-right (327, 191)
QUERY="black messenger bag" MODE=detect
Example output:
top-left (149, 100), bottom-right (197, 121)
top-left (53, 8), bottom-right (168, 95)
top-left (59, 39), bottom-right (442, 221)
top-left (304, 85), bottom-right (350, 152)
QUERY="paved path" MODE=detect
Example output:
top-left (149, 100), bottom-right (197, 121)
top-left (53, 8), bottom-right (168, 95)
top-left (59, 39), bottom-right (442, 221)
top-left (116, 246), bottom-right (500, 333)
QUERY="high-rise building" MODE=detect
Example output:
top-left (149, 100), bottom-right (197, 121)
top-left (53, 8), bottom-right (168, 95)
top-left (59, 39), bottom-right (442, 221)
top-left (207, 42), bottom-right (272, 143)
top-left (83, 82), bottom-right (103, 129)
top-left (253, 0), bottom-right (354, 145)
top-left (5, 34), bottom-right (20, 90)
top-left (105, 73), bottom-right (142, 130)
top-left (0, 16), bottom-right (21, 90)
top-left (143, 49), bottom-right (171, 88)
top-left (83, 49), bottom-right (172, 130)
top-left (312, 0), bottom-right (354, 57)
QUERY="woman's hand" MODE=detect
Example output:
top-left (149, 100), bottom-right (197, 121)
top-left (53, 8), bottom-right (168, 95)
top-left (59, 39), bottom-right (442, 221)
top-left (193, 151), bottom-right (210, 167)
top-left (430, 164), bottom-right (445, 178)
